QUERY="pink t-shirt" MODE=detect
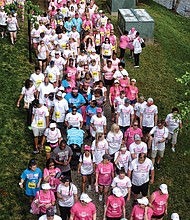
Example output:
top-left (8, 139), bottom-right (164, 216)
top-left (108, 35), bottom-right (116, 46)
top-left (103, 66), bottom-right (115, 80)
top-left (66, 66), bottom-right (77, 81)
top-left (151, 191), bottom-right (169, 216)
top-left (127, 85), bottom-right (138, 101)
top-left (131, 205), bottom-right (153, 220)
top-left (43, 168), bottom-right (61, 192)
top-left (96, 162), bottom-right (114, 186)
top-left (106, 195), bottom-right (125, 218)
top-left (111, 58), bottom-right (120, 70)
top-left (109, 86), bottom-right (122, 103)
top-left (119, 78), bottom-right (129, 89)
top-left (119, 35), bottom-right (130, 49)
top-left (70, 201), bottom-right (96, 220)
top-left (36, 190), bottom-right (55, 213)
top-left (124, 127), bottom-right (143, 149)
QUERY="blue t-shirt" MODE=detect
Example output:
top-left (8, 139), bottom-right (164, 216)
top-left (86, 105), bottom-right (98, 125)
top-left (65, 92), bottom-right (86, 113)
top-left (64, 21), bottom-right (74, 32)
top-left (72, 17), bottom-right (82, 33)
top-left (21, 168), bottom-right (42, 196)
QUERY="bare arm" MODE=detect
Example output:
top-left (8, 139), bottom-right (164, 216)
top-left (17, 94), bottom-right (24, 107)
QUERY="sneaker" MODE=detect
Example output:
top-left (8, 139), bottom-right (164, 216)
top-left (156, 163), bottom-right (160, 170)
top-left (134, 65), bottom-right (140, 68)
top-left (88, 185), bottom-right (91, 191)
top-left (29, 209), bottom-right (33, 214)
top-left (28, 126), bottom-right (32, 130)
top-left (33, 149), bottom-right (40, 154)
top-left (171, 147), bottom-right (175, 152)
top-left (99, 194), bottom-right (103, 202)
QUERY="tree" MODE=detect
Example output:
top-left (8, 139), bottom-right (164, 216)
top-left (176, 71), bottom-right (190, 126)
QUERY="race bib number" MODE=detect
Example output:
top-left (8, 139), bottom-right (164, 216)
top-left (92, 71), bottom-right (98, 77)
top-left (112, 46), bottom-right (116, 51)
top-left (28, 182), bottom-right (36, 189)
top-left (37, 120), bottom-right (44, 127)
top-left (95, 39), bottom-right (100, 44)
top-left (62, 9), bottom-right (67, 13)
top-left (62, 43), bottom-right (66, 49)
top-left (100, 32), bottom-right (104, 36)
top-left (57, 20), bottom-right (60, 24)
top-left (55, 112), bottom-right (60, 118)
top-left (104, 50), bottom-right (109, 55)
top-left (48, 73), bottom-right (53, 81)
top-left (86, 26), bottom-right (90, 30)
top-left (36, 80), bottom-right (42, 86)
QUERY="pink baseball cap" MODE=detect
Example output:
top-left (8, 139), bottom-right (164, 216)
top-left (84, 145), bottom-right (91, 151)
top-left (96, 107), bottom-right (102, 113)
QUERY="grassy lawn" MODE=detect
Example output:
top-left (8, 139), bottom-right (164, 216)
top-left (0, 0), bottom-right (189, 219)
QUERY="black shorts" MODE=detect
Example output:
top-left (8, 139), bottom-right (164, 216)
top-left (111, 105), bottom-right (115, 113)
top-left (151, 213), bottom-right (165, 219)
top-left (132, 181), bottom-right (149, 196)
top-left (0, 25), bottom-right (6, 31)
top-left (38, 58), bottom-right (47, 62)
top-left (142, 126), bottom-right (153, 135)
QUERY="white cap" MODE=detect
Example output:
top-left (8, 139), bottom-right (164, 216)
top-left (92, 48), bottom-right (96, 53)
top-left (99, 10), bottom-right (103, 13)
top-left (112, 187), bottom-right (123, 197)
top-left (171, 213), bottom-right (179, 220)
top-left (114, 79), bottom-right (120, 84)
top-left (56, 91), bottom-right (62, 97)
top-left (42, 183), bottom-right (51, 190)
top-left (147, 98), bottom-right (153, 103)
top-left (137, 197), bottom-right (149, 206)
top-left (159, 184), bottom-right (168, 194)
top-left (134, 134), bottom-right (141, 141)
top-left (49, 123), bottom-right (56, 128)
top-left (80, 193), bottom-right (92, 203)
top-left (60, 21), bottom-right (63, 25)
top-left (131, 78), bottom-right (136, 83)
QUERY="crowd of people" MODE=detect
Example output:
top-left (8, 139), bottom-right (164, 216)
top-left (0, 0), bottom-right (183, 219)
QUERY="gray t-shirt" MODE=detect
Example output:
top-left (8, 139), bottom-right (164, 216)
top-left (51, 145), bottom-right (73, 172)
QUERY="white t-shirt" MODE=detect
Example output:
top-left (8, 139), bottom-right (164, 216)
top-left (38, 83), bottom-right (54, 104)
top-left (165, 113), bottom-right (181, 134)
top-left (32, 105), bottom-right (49, 129)
top-left (79, 153), bottom-right (94, 175)
top-left (0, 11), bottom-right (7, 26)
top-left (111, 176), bottom-right (132, 197)
top-left (113, 69), bottom-right (128, 80)
top-left (106, 131), bottom-right (123, 155)
top-left (129, 141), bottom-right (147, 159)
top-left (91, 139), bottom-right (108, 164)
top-left (117, 104), bottom-right (134, 126)
top-left (7, 17), bottom-right (17, 31)
top-left (134, 101), bottom-right (147, 118)
top-left (141, 104), bottom-right (158, 127)
top-left (65, 112), bottom-right (83, 128)
top-left (31, 28), bottom-right (41, 43)
top-left (21, 85), bottom-right (36, 103)
top-left (133, 37), bottom-right (143, 54)
top-left (57, 183), bottom-right (77, 207)
top-left (37, 45), bottom-right (48, 60)
top-left (39, 214), bottom-right (62, 220)
top-left (129, 158), bottom-right (154, 186)
top-left (114, 150), bottom-right (131, 173)
top-left (114, 97), bottom-right (126, 111)
top-left (44, 127), bottom-right (61, 143)
top-left (51, 57), bottom-right (66, 71)
top-left (90, 115), bottom-right (107, 137)
top-left (45, 65), bottom-right (60, 83)
top-left (149, 126), bottom-right (169, 151)
top-left (52, 98), bottom-right (69, 122)
top-left (30, 73), bottom-right (45, 88)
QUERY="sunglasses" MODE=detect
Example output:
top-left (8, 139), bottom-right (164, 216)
top-left (134, 124), bottom-right (138, 126)
top-left (49, 164), bottom-right (55, 167)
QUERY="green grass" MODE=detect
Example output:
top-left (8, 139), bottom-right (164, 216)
top-left (0, 0), bottom-right (190, 219)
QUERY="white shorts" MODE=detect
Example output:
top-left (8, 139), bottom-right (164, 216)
top-left (32, 127), bottom-right (45, 137)
top-left (168, 132), bottom-right (178, 145)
